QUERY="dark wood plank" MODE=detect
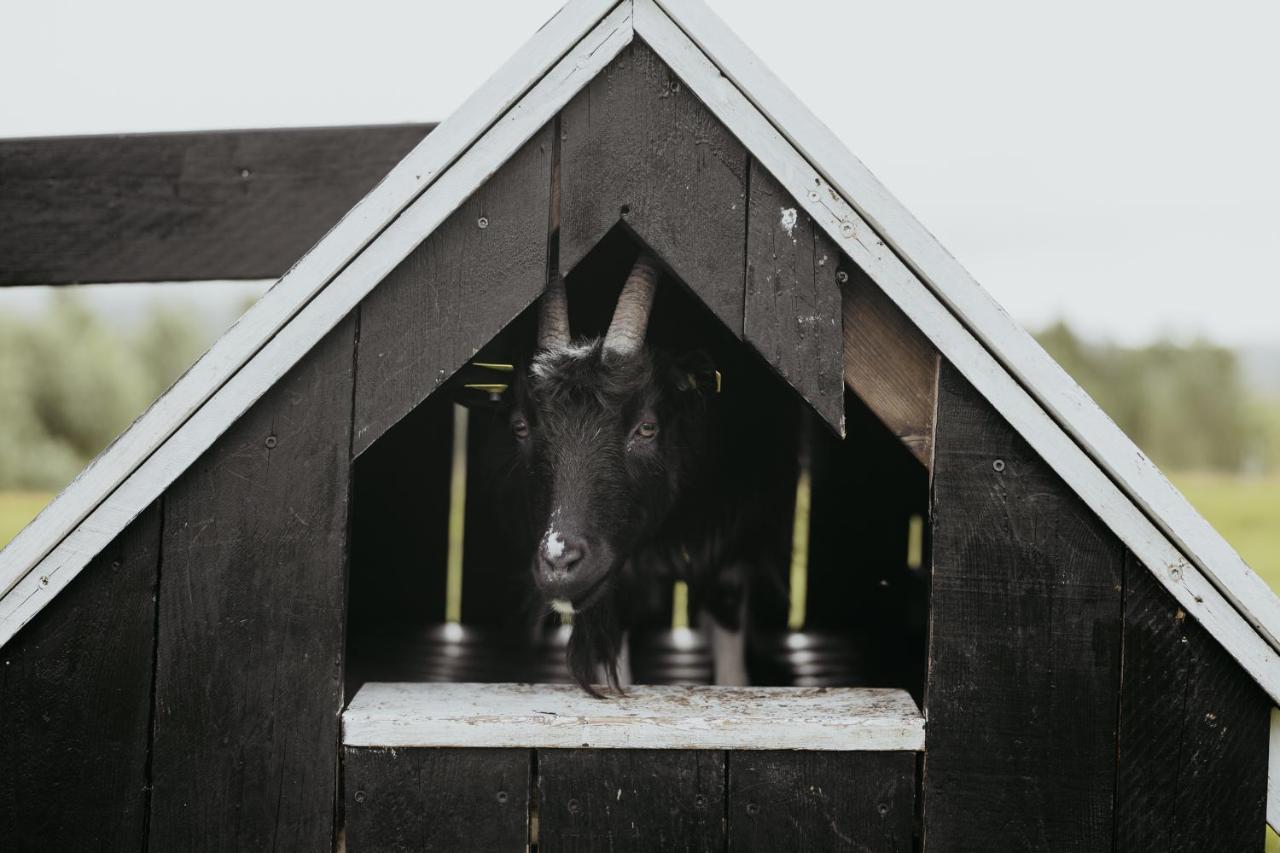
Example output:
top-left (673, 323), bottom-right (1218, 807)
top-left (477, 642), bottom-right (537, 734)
top-left (744, 160), bottom-right (845, 435)
top-left (0, 124), bottom-right (432, 285)
top-left (922, 361), bottom-right (1125, 852)
top-left (537, 748), bottom-right (725, 852)
top-left (560, 40), bottom-right (749, 336)
top-left (0, 506), bottom-right (160, 852)
top-left (1114, 552), bottom-right (1269, 852)
top-left (148, 317), bottom-right (356, 851)
top-left (352, 124), bottom-right (552, 456)
top-left (726, 751), bottom-right (915, 853)
top-left (840, 265), bottom-right (939, 469)
top-left (344, 747), bottom-right (530, 852)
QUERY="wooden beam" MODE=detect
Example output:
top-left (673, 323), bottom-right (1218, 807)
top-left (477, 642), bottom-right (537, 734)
top-left (924, 362), bottom-right (1125, 850)
top-left (343, 683), bottom-right (925, 752)
top-left (1114, 552), bottom-right (1270, 849)
top-left (727, 751), bottom-right (915, 853)
top-left (840, 266), bottom-right (939, 470)
top-left (344, 747), bottom-right (530, 852)
top-left (0, 507), bottom-right (160, 849)
top-left (538, 749), bottom-right (725, 852)
top-left (0, 125), bottom-right (432, 285)
top-left (559, 39), bottom-right (749, 336)
top-left (148, 320), bottom-right (355, 849)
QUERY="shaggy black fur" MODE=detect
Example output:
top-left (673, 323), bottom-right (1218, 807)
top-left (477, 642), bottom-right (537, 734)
top-left (483, 337), bottom-right (793, 694)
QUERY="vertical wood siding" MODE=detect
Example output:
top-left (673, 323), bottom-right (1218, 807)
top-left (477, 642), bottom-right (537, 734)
top-left (344, 747), bottom-right (530, 852)
top-left (148, 318), bottom-right (356, 850)
top-left (1114, 553), bottom-right (1269, 851)
top-left (537, 748), bottom-right (726, 852)
top-left (0, 506), bottom-right (160, 850)
top-left (924, 361), bottom-right (1125, 851)
top-left (744, 159), bottom-right (845, 435)
top-left (559, 40), bottom-right (749, 336)
top-left (351, 125), bottom-right (554, 457)
top-left (726, 751), bottom-right (915, 853)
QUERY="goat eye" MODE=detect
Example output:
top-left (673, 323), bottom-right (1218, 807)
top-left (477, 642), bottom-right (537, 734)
top-left (512, 419), bottom-right (529, 439)
top-left (635, 421), bottom-right (658, 440)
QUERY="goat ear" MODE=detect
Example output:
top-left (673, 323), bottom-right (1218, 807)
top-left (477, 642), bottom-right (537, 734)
top-left (673, 350), bottom-right (719, 395)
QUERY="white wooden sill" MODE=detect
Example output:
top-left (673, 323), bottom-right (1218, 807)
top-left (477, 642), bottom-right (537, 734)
top-left (343, 682), bottom-right (925, 752)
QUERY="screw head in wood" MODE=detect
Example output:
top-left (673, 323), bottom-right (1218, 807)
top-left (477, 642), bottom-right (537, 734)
top-left (992, 459), bottom-right (1005, 472)
top-left (694, 794), bottom-right (707, 809)
top-left (836, 270), bottom-right (849, 284)
top-left (264, 435), bottom-right (278, 449)
top-left (808, 189), bottom-right (820, 202)
top-left (354, 790), bottom-right (366, 804)
top-left (567, 798), bottom-right (581, 814)
top-left (746, 802), bottom-right (760, 816)
top-left (477, 216), bottom-right (489, 229)
top-left (840, 221), bottom-right (855, 237)
top-left (496, 790), bottom-right (509, 804)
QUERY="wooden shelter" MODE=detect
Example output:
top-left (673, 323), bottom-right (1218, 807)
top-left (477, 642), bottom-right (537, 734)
top-left (2, 0), bottom-right (1277, 850)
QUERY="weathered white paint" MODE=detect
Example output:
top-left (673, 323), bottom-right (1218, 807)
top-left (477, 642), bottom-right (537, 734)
top-left (634, 0), bottom-right (1280, 704)
top-left (1269, 706), bottom-right (1279, 833)
top-left (779, 206), bottom-right (798, 238)
top-left (647, 0), bottom-right (1280, 661)
top-left (342, 682), bottom-right (925, 751)
top-left (0, 1), bottom-right (635, 647)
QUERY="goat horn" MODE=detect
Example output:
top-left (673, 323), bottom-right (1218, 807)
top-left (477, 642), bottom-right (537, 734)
top-left (604, 254), bottom-right (660, 357)
top-left (538, 274), bottom-right (570, 350)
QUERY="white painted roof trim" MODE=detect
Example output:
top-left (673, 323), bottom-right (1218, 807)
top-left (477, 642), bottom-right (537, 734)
top-left (1270, 708), bottom-right (1279, 833)
top-left (343, 682), bottom-right (926, 751)
top-left (1, 0), bottom-right (1277, 710)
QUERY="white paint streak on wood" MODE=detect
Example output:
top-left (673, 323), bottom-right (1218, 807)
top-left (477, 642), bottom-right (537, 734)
top-left (635, 0), bottom-right (1280, 705)
top-left (1269, 707), bottom-right (1279, 833)
top-left (0, 2), bottom-right (635, 647)
top-left (649, 0), bottom-right (1280, 663)
top-left (343, 682), bottom-right (925, 752)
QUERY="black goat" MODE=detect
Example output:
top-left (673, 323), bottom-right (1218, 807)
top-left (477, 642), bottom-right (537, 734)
top-left (487, 255), bottom-right (793, 693)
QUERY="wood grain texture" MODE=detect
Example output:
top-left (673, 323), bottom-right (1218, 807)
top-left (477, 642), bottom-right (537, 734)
top-left (148, 318), bottom-right (355, 851)
top-left (352, 124), bottom-right (552, 455)
top-left (1114, 552), bottom-right (1269, 851)
top-left (537, 748), bottom-right (725, 852)
top-left (560, 39), bottom-right (748, 335)
top-left (841, 265), bottom-right (939, 469)
top-left (744, 160), bottom-right (844, 435)
top-left (0, 125), bottom-right (432, 285)
top-left (0, 506), bottom-right (159, 851)
top-left (344, 747), bottom-right (530, 853)
top-left (726, 751), bottom-right (915, 853)
top-left (922, 361), bottom-right (1125, 852)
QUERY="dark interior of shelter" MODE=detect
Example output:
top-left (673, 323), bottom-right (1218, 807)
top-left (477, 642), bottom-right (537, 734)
top-left (345, 227), bottom-right (929, 701)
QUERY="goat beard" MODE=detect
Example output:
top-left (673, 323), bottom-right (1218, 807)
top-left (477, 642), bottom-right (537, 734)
top-left (564, 584), bottom-right (625, 697)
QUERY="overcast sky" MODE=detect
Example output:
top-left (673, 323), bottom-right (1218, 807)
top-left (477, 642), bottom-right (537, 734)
top-left (1, 0), bottom-right (1276, 346)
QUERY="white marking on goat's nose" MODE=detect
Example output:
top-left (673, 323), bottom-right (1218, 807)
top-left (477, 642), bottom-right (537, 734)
top-left (543, 529), bottom-right (566, 560)
top-left (551, 599), bottom-right (575, 615)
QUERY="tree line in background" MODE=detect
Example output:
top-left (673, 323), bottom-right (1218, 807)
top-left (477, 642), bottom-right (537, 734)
top-left (0, 295), bottom-right (1275, 491)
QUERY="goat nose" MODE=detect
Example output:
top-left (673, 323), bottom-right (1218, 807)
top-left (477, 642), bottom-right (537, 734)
top-left (540, 531), bottom-right (586, 573)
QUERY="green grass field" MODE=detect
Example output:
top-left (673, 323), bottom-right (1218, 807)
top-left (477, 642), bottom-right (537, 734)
top-left (0, 492), bottom-right (53, 549)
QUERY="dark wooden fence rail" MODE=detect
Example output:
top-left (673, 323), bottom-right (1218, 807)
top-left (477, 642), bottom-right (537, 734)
top-left (0, 124), bottom-right (433, 285)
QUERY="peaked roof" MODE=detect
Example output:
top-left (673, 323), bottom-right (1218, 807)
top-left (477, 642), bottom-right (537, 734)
top-left (1, 0), bottom-right (1276, 705)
